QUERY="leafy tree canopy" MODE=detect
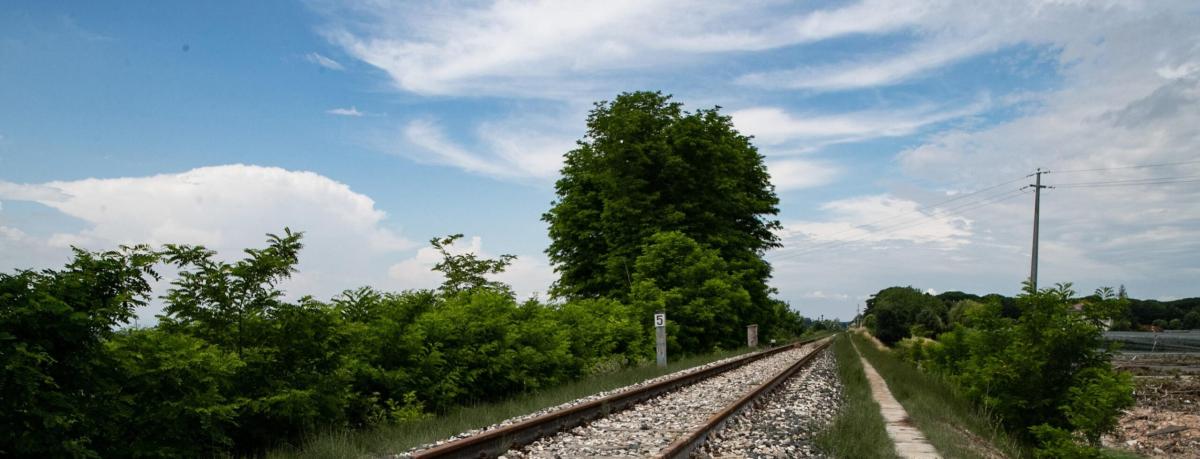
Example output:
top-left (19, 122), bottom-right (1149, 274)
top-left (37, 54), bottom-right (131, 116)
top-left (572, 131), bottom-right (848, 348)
top-left (544, 91), bottom-right (781, 307)
top-left (429, 234), bottom-right (516, 296)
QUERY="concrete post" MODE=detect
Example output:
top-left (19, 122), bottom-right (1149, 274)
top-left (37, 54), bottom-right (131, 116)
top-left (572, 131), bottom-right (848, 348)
top-left (747, 324), bottom-right (758, 348)
top-left (654, 311), bottom-right (667, 368)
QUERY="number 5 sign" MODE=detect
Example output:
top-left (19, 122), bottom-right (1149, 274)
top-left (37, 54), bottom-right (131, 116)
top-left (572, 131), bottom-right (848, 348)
top-left (654, 312), bottom-right (666, 328)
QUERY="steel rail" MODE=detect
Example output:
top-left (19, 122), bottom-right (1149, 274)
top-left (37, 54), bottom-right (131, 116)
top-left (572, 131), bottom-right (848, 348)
top-left (407, 336), bottom-right (824, 459)
top-left (655, 337), bottom-right (833, 459)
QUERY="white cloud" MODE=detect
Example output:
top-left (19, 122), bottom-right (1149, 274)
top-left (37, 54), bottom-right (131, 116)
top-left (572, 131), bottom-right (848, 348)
top-left (387, 235), bottom-right (555, 300)
top-left (319, 0), bottom-right (932, 99)
top-left (0, 181), bottom-right (70, 201)
top-left (737, 1), bottom-right (1197, 92)
top-left (0, 165), bottom-right (415, 317)
top-left (732, 97), bottom-right (989, 149)
top-left (0, 225), bottom-right (27, 241)
top-left (780, 194), bottom-right (974, 249)
top-left (304, 52), bottom-right (344, 70)
top-left (767, 159), bottom-right (838, 192)
top-left (802, 290), bottom-right (851, 300)
top-left (739, 35), bottom-right (995, 91)
top-left (769, 3), bottom-right (1200, 319)
top-left (326, 106), bottom-right (364, 117)
top-left (391, 116), bottom-right (577, 181)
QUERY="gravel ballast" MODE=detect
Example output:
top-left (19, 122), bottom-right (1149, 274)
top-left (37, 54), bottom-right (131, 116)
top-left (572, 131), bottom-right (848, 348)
top-left (505, 340), bottom-right (826, 458)
top-left (397, 346), bottom-right (794, 457)
top-left (696, 348), bottom-right (842, 458)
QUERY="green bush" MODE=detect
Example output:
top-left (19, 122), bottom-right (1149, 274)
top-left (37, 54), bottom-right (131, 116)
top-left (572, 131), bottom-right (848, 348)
top-left (924, 282), bottom-right (1133, 456)
top-left (865, 286), bottom-right (947, 345)
top-left (0, 245), bottom-right (157, 457)
top-left (99, 328), bottom-right (243, 457)
top-left (630, 231), bottom-right (751, 354)
top-left (1, 229), bottom-right (811, 456)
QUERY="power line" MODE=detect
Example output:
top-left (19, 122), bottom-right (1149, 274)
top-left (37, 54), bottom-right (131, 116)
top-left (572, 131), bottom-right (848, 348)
top-left (1053, 175), bottom-right (1200, 188)
top-left (1056, 179), bottom-right (1200, 189)
top-left (1051, 159), bottom-right (1200, 174)
top-left (768, 161), bottom-right (1198, 262)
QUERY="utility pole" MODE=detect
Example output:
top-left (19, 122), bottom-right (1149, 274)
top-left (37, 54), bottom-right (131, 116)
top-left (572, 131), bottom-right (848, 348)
top-left (1028, 168), bottom-right (1052, 291)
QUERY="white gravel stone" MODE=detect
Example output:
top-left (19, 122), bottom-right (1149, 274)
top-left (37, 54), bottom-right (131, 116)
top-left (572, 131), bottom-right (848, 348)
top-left (696, 348), bottom-right (842, 458)
top-left (397, 347), bottom-right (795, 457)
top-left (505, 341), bottom-right (827, 458)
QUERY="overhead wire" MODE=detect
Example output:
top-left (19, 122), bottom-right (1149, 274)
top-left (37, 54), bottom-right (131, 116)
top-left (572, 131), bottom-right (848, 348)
top-left (1051, 159), bottom-right (1200, 174)
top-left (1053, 175), bottom-right (1200, 188)
top-left (767, 159), bottom-right (1198, 262)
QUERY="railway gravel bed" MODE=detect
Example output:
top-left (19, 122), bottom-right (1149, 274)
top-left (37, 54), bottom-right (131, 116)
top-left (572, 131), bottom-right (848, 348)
top-left (696, 348), bottom-right (841, 458)
top-left (397, 348), bottom-right (782, 457)
top-left (506, 341), bottom-right (825, 458)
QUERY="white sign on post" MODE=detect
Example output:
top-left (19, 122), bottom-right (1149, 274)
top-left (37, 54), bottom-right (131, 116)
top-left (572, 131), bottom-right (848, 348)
top-left (654, 313), bottom-right (666, 328)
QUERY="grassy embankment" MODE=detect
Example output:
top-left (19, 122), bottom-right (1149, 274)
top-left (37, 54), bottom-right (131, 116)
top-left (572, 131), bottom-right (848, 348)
top-left (836, 331), bottom-right (1149, 459)
top-left (846, 331), bottom-right (1028, 459)
top-left (270, 332), bottom-right (830, 459)
top-left (815, 333), bottom-right (898, 458)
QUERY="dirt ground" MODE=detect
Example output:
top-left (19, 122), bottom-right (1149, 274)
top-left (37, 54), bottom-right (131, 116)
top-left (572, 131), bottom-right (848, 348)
top-left (1103, 375), bottom-right (1200, 458)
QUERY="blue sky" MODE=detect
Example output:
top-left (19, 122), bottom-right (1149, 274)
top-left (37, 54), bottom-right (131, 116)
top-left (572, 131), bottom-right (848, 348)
top-left (2, 1), bottom-right (1198, 321)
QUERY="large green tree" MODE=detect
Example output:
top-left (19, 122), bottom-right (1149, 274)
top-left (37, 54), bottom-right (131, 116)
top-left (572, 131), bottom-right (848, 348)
top-left (544, 91), bottom-right (781, 310)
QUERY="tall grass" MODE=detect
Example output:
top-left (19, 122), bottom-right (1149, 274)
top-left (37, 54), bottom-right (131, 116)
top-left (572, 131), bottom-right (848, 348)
top-left (849, 332), bottom-right (1029, 459)
top-left (815, 333), bottom-right (899, 458)
top-left (267, 346), bottom-right (763, 458)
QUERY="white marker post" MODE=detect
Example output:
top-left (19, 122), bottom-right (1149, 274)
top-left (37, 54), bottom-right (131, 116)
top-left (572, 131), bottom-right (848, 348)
top-left (654, 311), bottom-right (667, 368)
top-left (747, 324), bottom-right (758, 348)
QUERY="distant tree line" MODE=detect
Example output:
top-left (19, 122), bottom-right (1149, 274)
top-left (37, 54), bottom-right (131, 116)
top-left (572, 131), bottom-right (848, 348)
top-left (863, 286), bottom-right (1199, 343)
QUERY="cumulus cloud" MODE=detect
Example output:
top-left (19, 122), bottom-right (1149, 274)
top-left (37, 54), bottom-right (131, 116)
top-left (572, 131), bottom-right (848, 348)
top-left (780, 194), bottom-right (975, 249)
top-left (0, 165), bottom-right (415, 316)
top-left (766, 159), bottom-right (839, 192)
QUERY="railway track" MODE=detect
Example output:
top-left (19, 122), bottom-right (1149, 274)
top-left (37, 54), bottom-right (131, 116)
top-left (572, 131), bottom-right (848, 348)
top-left (402, 335), bottom-right (834, 459)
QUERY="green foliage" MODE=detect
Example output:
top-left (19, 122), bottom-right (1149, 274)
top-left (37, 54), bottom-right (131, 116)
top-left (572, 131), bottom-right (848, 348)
top-left (866, 286), bottom-right (947, 345)
top-left (543, 91), bottom-right (781, 333)
top-left (159, 228), bottom-right (303, 354)
top-left (0, 245), bottom-right (158, 457)
top-left (554, 298), bottom-right (649, 372)
top-left (943, 285), bottom-right (1200, 331)
top-left (2, 223), bottom-right (812, 457)
top-left (861, 313), bottom-right (877, 332)
top-left (920, 283), bottom-right (1134, 456)
top-left (815, 335), bottom-right (898, 458)
top-left (99, 328), bottom-right (243, 457)
top-left (630, 231), bottom-right (750, 353)
top-left (429, 234), bottom-right (517, 296)
top-left (1185, 310), bottom-right (1200, 329)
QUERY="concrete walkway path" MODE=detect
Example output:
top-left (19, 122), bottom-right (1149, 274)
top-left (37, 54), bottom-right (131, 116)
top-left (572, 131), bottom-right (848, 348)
top-left (854, 340), bottom-right (942, 459)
